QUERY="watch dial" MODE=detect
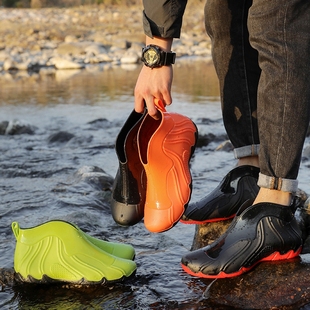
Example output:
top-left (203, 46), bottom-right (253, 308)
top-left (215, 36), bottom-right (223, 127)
top-left (145, 48), bottom-right (160, 66)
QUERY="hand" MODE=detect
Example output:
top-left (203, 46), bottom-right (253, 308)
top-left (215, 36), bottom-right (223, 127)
top-left (134, 64), bottom-right (173, 120)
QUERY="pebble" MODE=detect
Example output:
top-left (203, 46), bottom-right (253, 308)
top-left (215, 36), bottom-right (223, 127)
top-left (0, 4), bottom-right (211, 73)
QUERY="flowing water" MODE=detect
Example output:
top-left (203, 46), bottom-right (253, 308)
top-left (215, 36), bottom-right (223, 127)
top-left (1, 60), bottom-right (310, 309)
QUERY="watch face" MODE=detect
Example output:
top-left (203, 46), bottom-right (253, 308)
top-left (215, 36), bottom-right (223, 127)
top-left (144, 47), bottom-right (160, 67)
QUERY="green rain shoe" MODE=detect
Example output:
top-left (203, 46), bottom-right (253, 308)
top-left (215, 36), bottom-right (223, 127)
top-left (71, 224), bottom-right (135, 260)
top-left (11, 221), bottom-right (137, 284)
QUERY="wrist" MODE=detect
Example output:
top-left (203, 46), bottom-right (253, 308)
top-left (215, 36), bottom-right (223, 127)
top-left (145, 36), bottom-right (173, 52)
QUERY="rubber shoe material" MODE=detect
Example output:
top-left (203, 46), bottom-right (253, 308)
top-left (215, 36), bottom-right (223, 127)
top-left (71, 224), bottom-right (135, 260)
top-left (111, 109), bottom-right (147, 226)
top-left (181, 201), bottom-right (302, 279)
top-left (181, 165), bottom-right (260, 224)
top-left (12, 221), bottom-right (137, 284)
top-left (138, 100), bottom-right (198, 233)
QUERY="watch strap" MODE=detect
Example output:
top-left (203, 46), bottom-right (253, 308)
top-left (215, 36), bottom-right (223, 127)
top-left (160, 50), bottom-right (176, 66)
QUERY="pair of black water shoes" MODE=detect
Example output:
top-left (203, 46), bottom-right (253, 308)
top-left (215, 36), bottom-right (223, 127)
top-left (180, 165), bottom-right (302, 278)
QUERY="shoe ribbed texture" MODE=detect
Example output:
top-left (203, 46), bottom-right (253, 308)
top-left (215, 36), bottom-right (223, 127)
top-left (138, 105), bottom-right (198, 233)
top-left (71, 223), bottom-right (135, 260)
top-left (12, 221), bottom-right (137, 284)
top-left (181, 165), bottom-right (260, 224)
top-left (111, 110), bottom-right (147, 226)
top-left (181, 201), bottom-right (302, 278)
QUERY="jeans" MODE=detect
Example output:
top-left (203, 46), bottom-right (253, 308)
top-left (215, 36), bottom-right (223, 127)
top-left (205, 0), bottom-right (310, 193)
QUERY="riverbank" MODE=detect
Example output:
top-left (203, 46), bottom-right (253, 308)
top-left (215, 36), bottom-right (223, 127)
top-left (0, 2), bottom-right (211, 73)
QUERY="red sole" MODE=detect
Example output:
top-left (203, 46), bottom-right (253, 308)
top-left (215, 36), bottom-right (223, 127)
top-left (180, 214), bottom-right (236, 225)
top-left (181, 247), bottom-right (302, 279)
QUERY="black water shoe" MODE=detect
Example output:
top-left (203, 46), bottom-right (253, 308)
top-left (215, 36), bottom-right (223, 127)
top-left (181, 200), bottom-right (302, 278)
top-left (111, 110), bottom-right (147, 226)
top-left (181, 165), bottom-right (260, 224)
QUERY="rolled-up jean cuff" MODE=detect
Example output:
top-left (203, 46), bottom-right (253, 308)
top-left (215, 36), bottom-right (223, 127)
top-left (234, 144), bottom-right (260, 159)
top-left (257, 173), bottom-right (298, 193)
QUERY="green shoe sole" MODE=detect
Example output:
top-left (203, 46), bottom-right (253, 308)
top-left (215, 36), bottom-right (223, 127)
top-left (12, 221), bottom-right (137, 284)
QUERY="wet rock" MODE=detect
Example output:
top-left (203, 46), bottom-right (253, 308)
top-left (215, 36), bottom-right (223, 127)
top-left (75, 166), bottom-right (113, 191)
top-left (4, 120), bottom-right (36, 135)
top-left (196, 133), bottom-right (226, 148)
top-left (52, 165), bottom-right (113, 209)
top-left (202, 259), bottom-right (310, 309)
top-left (215, 140), bottom-right (234, 152)
top-left (0, 268), bottom-right (16, 287)
top-left (87, 118), bottom-right (110, 129)
top-left (196, 133), bottom-right (215, 148)
top-left (64, 135), bottom-right (93, 149)
top-left (0, 121), bottom-right (9, 135)
top-left (47, 131), bottom-right (75, 144)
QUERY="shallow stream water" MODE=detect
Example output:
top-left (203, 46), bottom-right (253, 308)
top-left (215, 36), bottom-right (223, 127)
top-left (1, 60), bottom-right (310, 309)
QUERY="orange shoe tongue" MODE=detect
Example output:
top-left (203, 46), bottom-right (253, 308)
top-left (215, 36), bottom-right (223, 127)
top-left (154, 98), bottom-right (166, 112)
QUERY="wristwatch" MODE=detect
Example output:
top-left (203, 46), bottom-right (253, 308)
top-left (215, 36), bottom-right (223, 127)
top-left (141, 45), bottom-right (176, 69)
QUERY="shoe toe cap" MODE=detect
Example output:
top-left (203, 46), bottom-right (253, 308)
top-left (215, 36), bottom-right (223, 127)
top-left (181, 248), bottom-right (213, 274)
top-left (144, 207), bottom-right (181, 233)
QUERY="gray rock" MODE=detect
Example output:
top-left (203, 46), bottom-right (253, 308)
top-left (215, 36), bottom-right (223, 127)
top-left (120, 49), bottom-right (139, 64)
top-left (84, 43), bottom-right (107, 56)
top-left (49, 56), bottom-right (85, 70)
top-left (3, 59), bottom-right (17, 71)
top-left (4, 120), bottom-right (36, 135)
top-left (56, 42), bottom-right (86, 56)
top-left (47, 131), bottom-right (75, 144)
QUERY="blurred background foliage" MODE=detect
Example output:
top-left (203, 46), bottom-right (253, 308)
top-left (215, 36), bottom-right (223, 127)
top-left (0, 0), bottom-right (142, 8)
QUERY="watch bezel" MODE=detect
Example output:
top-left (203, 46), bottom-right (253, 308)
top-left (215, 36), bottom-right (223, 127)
top-left (141, 44), bottom-right (176, 68)
top-left (141, 45), bottom-right (162, 69)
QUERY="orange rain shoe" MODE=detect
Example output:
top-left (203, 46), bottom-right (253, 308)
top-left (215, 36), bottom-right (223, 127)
top-left (138, 99), bottom-right (198, 233)
top-left (111, 109), bottom-right (147, 226)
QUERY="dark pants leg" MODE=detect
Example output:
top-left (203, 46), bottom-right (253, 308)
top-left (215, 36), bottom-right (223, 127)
top-left (205, 0), bottom-right (310, 192)
top-left (205, 0), bottom-right (260, 158)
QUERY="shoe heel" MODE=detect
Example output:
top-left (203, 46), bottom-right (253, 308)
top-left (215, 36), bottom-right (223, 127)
top-left (12, 222), bottom-right (20, 239)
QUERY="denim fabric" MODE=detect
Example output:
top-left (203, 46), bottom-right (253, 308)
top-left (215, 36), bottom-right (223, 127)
top-left (205, 0), bottom-right (310, 192)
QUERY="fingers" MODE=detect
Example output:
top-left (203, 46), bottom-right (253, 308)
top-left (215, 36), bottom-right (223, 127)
top-left (134, 95), bottom-right (161, 120)
top-left (134, 65), bottom-right (173, 119)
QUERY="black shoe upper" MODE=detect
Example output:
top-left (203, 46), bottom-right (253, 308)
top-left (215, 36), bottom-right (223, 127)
top-left (111, 110), bottom-right (146, 226)
top-left (181, 165), bottom-right (260, 223)
top-left (181, 200), bottom-right (303, 277)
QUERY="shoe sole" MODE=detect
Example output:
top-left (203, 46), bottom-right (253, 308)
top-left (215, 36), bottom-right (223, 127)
top-left (180, 214), bottom-right (236, 225)
top-left (181, 247), bottom-right (301, 279)
top-left (14, 269), bottom-right (137, 285)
